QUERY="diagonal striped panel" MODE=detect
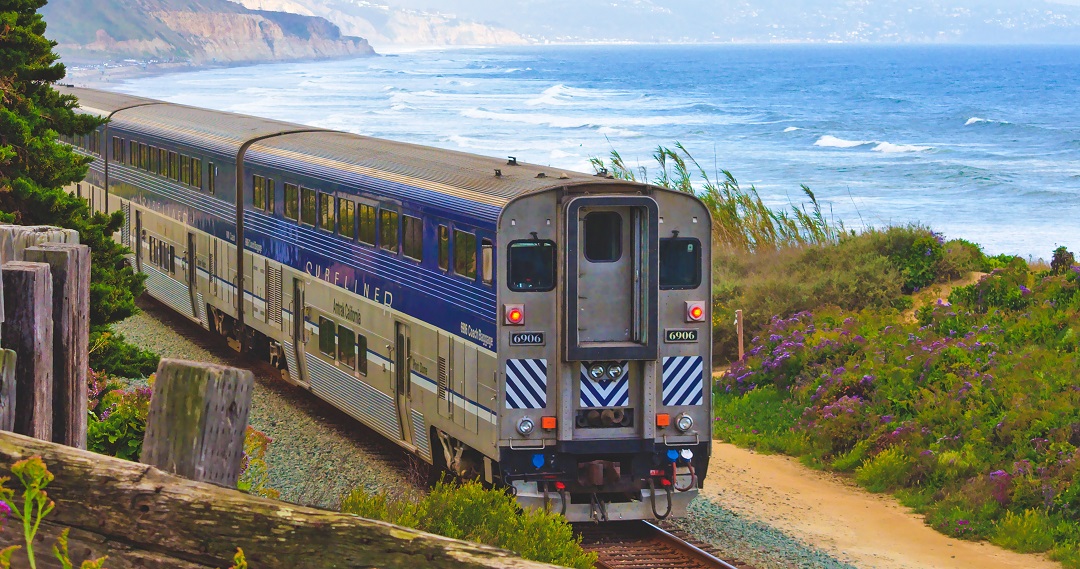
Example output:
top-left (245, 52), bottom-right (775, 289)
top-left (662, 356), bottom-right (704, 406)
top-left (579, 362), bottom-right (630, 408)
top-left (505, 359), bottom-right (547, 409)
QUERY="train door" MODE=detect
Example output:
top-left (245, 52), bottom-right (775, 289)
top-left (251, 255), bottom-right (267, 322)
top-left (209, 238), bottom-right (219, 297)
top-left (395, 322), bottom-right (414, 445)
top-left (187, 232), bottom-right (198, 316)
top-left (291, 277), bottom-right (309, 386)
top-left (134, 210), bottom-right (143, 273)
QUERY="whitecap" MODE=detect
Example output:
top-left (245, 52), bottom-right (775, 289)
top-left (814, 135), bottom-right (872, 148)
top-left (784, 126), bottom-right (802, 133)
top-left (965, 117), bottom-right (988, 126)
top-left (872, 142), bottom-right (932, 153)
top-left (461, 108), bottom-right (699, 129)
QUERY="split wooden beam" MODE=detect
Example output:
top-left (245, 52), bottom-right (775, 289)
top-left (0, 431), bottom-right (559, 569)
top-left (24, 244), bottom-right (91, 449)
top-left (0, 261), bottom-right (53, 440)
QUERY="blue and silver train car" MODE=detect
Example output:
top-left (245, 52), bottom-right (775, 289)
top-left (59, 86), bottom-right (712, 521)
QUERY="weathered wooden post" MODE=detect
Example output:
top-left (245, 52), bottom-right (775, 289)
top-left (736, 309), bottom-right (745, 360)
top-left (1, 261), bottom-right (54, 439)
top-left (0, 262), bottom-right (12, 432)
top-left (25, 243), bottom-right (91, 449)
top-left (141, 359), bottom-right (254, 488)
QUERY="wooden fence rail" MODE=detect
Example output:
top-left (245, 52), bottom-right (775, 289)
top-left (0, 431), bottom-right (557, 569)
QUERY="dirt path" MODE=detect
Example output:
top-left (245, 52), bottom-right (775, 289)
top-left (703, 442), bottom-right (1061, 569)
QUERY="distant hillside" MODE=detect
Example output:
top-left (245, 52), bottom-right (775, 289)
top-left (41, 0), bottom-right (375, 64)
top-left (226, 0), bottom-right (526, 46)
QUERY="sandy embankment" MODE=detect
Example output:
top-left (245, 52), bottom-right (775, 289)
top-left (705, 443), bottom-right (1061, 569)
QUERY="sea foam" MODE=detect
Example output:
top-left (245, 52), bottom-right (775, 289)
top-left (784, 126), bottom-right (802, 132)
top-left (814, 135), bottom-right (872, 148)
top-left (872, 142), bottom-right (932, 153)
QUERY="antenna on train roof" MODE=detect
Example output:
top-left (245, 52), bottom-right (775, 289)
top-left (507, 156), bottom-right (518, 165)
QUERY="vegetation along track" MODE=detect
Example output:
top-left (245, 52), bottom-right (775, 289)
top-left (577, 521), bottom-right (751, 569)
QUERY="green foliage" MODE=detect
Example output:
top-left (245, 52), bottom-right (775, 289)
top-left (0, 457), bottom-right (107, 569)
top-left (591, 142), bottom-right (842, 252)
top-left (1052, 246), bottom-right (1077, 276)
top-left (238, 427), bottom-right (279, 499)
top-left (715, 260), bottom-right (1080, 563)
top-left (0, 0), bottom-right (150, 379)
top-left (88, 327), bottom-right (160, 378)
top-left (991, 510), bottom-right (1055, 553)
top-left (87, 381), bottom-right (152, 461)
top-left (341, 479), bottom-right (597, 569)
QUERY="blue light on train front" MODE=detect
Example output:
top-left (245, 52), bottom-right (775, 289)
top-left (667, 450), bottom-right (679, 463)
top-left (532, 454), bottom-right (545, 469)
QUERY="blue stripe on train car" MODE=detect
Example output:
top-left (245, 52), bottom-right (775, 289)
top-left (505, 359), bottom-right (547, 409)
top-left (579, 362), bottom-right (630, 408)
top-left (662, 356), bottom-right (704, 406)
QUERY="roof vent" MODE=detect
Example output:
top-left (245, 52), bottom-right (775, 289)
top-left (535, 172), bottom-right (547, 179)
top-left (494, 169), bottom-right (502, 177)
top-left (559, 173), bottom-right (570, 180)
top-left (507, 156), bottom-right (518, 166)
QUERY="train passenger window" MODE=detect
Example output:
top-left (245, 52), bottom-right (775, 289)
top-left (149, 147), bottom-right (158, 173)
top-left (265, 178), bottom-right (273, 213)
top-left (481, 239), bottom-right (494, 285)
top-left (438, 225), bottom-right (449, 271)
top-left (338, 327), bottom-right (356, 369)
top-left (358, 204), bottom-right (376, 245)
top-left (158, 148), bottom-right (167, 176)
top-left (193, 159), bottom-right (203, 190)
top-left (379, 209), bottom-right (399, 253)
top-left (300, 187), bottom-right (316, 226)
top-left (140, 143), bottom-right (149, 170)
top-left (508, 240), bottom-right (555, 292)
top-left (208, 163), bottom-right (216, 195)
top-left (318, 192), bottom-right (334, 231)
top-left (180, 155), bottom-right (191, 185)
top-left (169, 151), bottom-right (179, 180)
top-left (253, 175), bottom-right (265, 210)
top-left (128, 141), bottom-right (137, 166)
top-left (112, 137), bottom-right (123, 163)
top-left (659, 238), bottom-right (702, 289)
top-left (284, 184), bottom-right (299, 220)
top-left (453, 230), bottom-right (476, 280)
top-left (357, 334), bottom-right (368, 375)
top-left (318, 317), bottom-right (335, 357)
top-left (338, 199), bottom-right (355, 239)
top-left (584, 211), bottom-right (622, 262)
top-left (402, 215), bottom-right (423, 261)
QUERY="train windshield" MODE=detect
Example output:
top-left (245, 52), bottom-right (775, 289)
top-left (508, 240), bottom-right (556, 292)
top-left (659, 237), bottom-right (701, 289)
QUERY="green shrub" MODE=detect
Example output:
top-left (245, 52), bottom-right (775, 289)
top-left (89, 327), bottom-right (160, 378)
top-left (87, 383), bottom-right (151, 461)
top-left (991, 510), bottom-right (1056, 553)
top-left (1051, 247), bottom-right (1077, 275)
top-left (855, 447), bottom-right (913, 492)
top-left (341, 480), bottom-right (597, 569)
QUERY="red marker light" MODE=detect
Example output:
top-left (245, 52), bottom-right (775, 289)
top-left (505, 304), bottom-right (525, 326)
top-left (555, 481), bottom-right (566, 490)
top-left (686, 301), bottom-right (706, 323)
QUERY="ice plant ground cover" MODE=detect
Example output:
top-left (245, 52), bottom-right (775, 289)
top-left (714, 258), bottom-right (1080, 566)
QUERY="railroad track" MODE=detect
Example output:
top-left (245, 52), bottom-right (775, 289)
top-left (577, 520), bottom-right (748, 569)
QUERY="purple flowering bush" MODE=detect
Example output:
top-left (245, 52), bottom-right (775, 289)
top-left (87, 376), bottom-right (153, 461)
top-left (715, 261), bottom-right (1080, 564)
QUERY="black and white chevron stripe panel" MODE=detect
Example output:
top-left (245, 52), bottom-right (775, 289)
top-left (662, 356), bottom-right (705, 406)
top-left (579, 362), bottom-right (630, 408)
top-left (505, 358), bottom-right (548, 409)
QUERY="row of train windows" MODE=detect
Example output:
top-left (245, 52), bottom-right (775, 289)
top-left (146, 235), bottom-right (177, 275)
top-left (112, 137), bottom-right (216, 194)
top-left (318, 317), bottom-right (368, 375)
top-left (59, 133), bottom-right (99, 155)
top-left (253, 174), bottom-right (494, 284)
top-left (505, 237), bottom-right (702, 292)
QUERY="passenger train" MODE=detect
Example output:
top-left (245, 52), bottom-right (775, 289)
top-left (58, 86), bottom-right (712, 522)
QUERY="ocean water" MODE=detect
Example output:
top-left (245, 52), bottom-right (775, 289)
top-left (117, 45), bottom-right (1080, 258)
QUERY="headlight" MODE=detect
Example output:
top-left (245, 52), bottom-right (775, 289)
top-left (517, 417), bottom-right (535, 436)
top-left (606, 364), bottom-right (623, 380)
top-left (588, 363), bottom-right (607, 380)
top-left (675, 414), bottom-right (694, 432)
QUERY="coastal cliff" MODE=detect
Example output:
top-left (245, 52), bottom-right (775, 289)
top-left (227, 0), bottom-right (527, 46)
top-left (42, 0), bottom-right (375, 65)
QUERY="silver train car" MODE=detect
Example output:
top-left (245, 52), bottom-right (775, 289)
top-left (59, 86), bottom-right (712, 521)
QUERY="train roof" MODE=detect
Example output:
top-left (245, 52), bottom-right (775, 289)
top-left (58, 86), bottom-right (639, 217)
